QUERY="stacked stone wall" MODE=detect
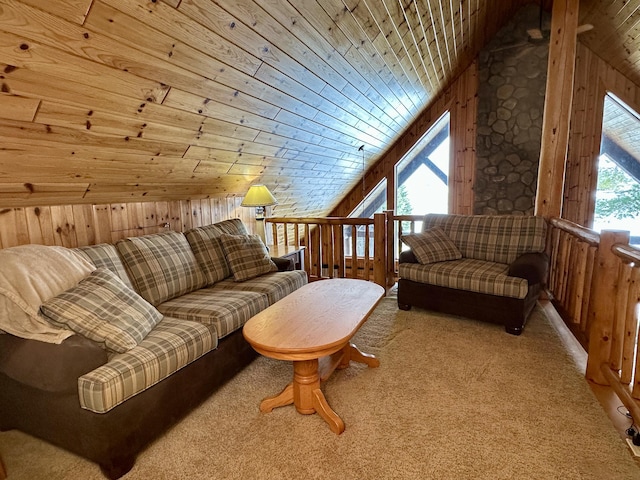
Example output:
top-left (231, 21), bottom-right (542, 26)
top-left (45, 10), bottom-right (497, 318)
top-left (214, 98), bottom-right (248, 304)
top-left (474, 5), bottom-right (550, 215)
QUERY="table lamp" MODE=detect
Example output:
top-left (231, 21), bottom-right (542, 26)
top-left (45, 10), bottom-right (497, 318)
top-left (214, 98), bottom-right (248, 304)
top-left (241, 184), bottom-right (277, 243)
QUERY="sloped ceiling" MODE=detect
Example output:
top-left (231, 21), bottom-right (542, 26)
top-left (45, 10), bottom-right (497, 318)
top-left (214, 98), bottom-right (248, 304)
top-left (0, 0), bottom-right (533, 215)
top-left (3, 0), bottom-right (637, 217)
top-left (578, 0), bottom-right (640, 89)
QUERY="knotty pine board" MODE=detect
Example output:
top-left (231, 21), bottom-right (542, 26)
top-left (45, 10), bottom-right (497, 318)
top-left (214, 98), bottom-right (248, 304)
top-left (0, 197), bottom-right (255, 249)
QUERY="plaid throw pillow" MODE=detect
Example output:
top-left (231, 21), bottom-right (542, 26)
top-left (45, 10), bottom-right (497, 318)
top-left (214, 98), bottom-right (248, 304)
top-left (116, 231), bottom-right (207, 305)
top-left (401, 227), bottom-right (463, 264)
top-left (219, 234), bottom-right (278, 282)
top-left (40, 268), bottom-right (163, 353)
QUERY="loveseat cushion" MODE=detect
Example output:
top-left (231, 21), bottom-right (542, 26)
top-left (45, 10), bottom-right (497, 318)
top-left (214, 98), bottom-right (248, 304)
top-left (401, 227), bottom-right (462, 264)
top-left (157, 288), bottom-right (269, 339)
top-left (116, 231), bottom-right (207, 305)
top-left (421, 214), bottom-right (547, 264)
top-left (78, 316), bottom-right (217, 414)
top-left (75, 243), bottom-right (134, 290)
top-left (40, 268), bottom-right (163, 353)
top-left (219, 234), bottom-right (278, 282)
top-left (212, 270), bottom-right (308, 305)
top-left (399, 258), bottom-right (529, 299)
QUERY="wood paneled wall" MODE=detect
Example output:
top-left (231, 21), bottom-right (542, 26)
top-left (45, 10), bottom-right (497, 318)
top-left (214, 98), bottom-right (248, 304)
top-left (330, 60), bottom-right (478, 217)
top-left (564, 43), bottom-right (640, 227)
top-left (0, 195), bottom-right (256, 249)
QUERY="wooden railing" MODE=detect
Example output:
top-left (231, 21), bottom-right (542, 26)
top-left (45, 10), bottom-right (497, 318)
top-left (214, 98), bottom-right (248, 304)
top-left (546, 218), bottom-right (600, 341)
top-left (548, 217), bottom-right (640, 422)
top-left (388, 214), bottom-right (426, 280)
top-left (266, 212), bottom-right (428, 288)
top-left (266, 212), bottom-right (640, 423)
top-left (265, 214), bottom-right (387, 288)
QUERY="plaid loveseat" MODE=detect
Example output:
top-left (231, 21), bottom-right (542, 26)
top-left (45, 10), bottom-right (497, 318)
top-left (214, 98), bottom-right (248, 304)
top-left (0, 218), bottom-right (307, 479)
top-left (397, 214), bottom-right (548, 335)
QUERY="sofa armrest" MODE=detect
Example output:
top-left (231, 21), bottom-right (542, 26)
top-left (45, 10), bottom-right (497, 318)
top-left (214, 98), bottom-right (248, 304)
top-left (0, 334), bottom-right (108, 393)
top-left (508, 252), bottom-right (549, 285)
top-left (399, 250), bottom-right (419, 264)
top-left (271, 256), bottom-right (295, 271)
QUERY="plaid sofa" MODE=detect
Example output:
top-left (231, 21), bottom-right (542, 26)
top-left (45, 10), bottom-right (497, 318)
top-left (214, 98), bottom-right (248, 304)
top-left (0, 218), bottom-right (307, 479)
top-left (397, 214), bottom-right (548, 335)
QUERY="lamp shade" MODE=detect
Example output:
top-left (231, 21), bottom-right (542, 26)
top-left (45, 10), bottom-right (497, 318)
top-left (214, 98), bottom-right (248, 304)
top-left (241, 185), bottom-right (278, 207)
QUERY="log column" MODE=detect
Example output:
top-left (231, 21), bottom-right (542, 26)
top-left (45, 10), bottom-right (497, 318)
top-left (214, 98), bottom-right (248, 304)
top-left (535, 0), bottom-right (580, 218)
top-left (586, 230), bottom-right (630, 385)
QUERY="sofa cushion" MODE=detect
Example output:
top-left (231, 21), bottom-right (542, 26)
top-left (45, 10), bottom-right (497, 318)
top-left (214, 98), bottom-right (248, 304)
top-left (78, 316), bottom-right (217, 413)
top-left (209, 218), bottom-right (248, 236)
top-left (401, 227), bottom-right (462, 264)
top-left (0, 244), bottom-right (95, 344)
top-left (116, 231), bottom-right (207, 305)
top-left (220, 234), bottom-right (278, 282)
top-left (399, 258), bottom-right (529, 299)
top-left (40, 268), bottom-right (163, 353)
top-left (75, 243), bottom-right (134, 289)
top-left (422, 214), bottom-right (547, 264)
top-left (157, 288), bottom-right (269, 339)
top-left (185, 224), bottom-right (231, 285)
top-left (212, 270), bottom-right (308, 305)
top-left (185, 219), bottom-right (250, 286)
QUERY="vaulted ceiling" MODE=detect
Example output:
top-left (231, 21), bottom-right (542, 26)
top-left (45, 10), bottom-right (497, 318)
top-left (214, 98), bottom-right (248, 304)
top-left (0, 0), bottom-right (639, 217)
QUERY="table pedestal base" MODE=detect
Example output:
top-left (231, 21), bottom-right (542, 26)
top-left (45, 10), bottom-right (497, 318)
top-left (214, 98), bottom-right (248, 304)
top-left (259, 343), bottom-right (379, 434)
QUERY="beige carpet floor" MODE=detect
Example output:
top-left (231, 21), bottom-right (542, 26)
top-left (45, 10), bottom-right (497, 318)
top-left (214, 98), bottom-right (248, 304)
top-left (2, 298), bottom-right (640, 479)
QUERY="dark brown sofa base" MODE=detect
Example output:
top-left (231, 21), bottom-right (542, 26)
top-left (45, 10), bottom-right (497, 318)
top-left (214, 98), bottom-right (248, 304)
top-left (0, 328), bottom-right (257, 479)
top-left (397, 278), bottom-right (542, 335)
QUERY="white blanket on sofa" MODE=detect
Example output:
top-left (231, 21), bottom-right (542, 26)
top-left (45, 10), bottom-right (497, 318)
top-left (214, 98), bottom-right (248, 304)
top-left (0, 244), bottom-right (95, 343)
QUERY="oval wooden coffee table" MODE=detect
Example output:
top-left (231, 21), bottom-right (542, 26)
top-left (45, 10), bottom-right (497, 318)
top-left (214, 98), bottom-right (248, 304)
top-left (242, 278), bottom-right (385, 434)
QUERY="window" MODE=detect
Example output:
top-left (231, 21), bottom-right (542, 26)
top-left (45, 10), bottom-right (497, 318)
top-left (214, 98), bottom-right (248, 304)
top-left (395, 112), bottom-right (450, 215)
top-left (595, 94), bottom-right (640, 244)
top-left (346, 179), bottom-right (386, 257)
top-left (349, 178), bottom-right (387, 219)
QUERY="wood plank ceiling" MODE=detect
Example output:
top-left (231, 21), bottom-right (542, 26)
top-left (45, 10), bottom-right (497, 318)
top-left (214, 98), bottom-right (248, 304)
top-left (0, 0), bottom-right (530, 215)
top-left (2, 0), bottom-right (637, 217)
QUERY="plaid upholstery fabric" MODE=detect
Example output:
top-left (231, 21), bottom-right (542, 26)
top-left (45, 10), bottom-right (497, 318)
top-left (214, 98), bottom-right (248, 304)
top-left (399, 258), bottom-right (529, 299)
top-left (157, 287), bottom-right (269, 339)
top-left (78, 316), bottom-right (217, 413)
top-left (210, 218), bottom-right (248, 236)
top-left (185, 219), bottom-right (250, 286)
top-left (74, 243), bottom-right (134, 289)
top-left (40, 268), bottom-right (162, 353)
top-left (422, 214), bottom-right (547, 264)
top-left (212, 270), bottom-right (308, 304)
top-left (116, 231), bottom-right (207, 305)
top-left (401, 227), bottom-right (462, 264)
top-left (185, 224), bottom-right (231, 285)
top-left (219, 234), bottom-right (278, 282)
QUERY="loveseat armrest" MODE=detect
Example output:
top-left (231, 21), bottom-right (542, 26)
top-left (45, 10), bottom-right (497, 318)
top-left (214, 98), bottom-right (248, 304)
top-left (508, 252), bottom-right (549, 285)
top-left (0, 334), bottom-right (108, 393)
top-left (399, 249), bottom-right (419, 264)
top-left (271, 256), bottom-right (295, 271)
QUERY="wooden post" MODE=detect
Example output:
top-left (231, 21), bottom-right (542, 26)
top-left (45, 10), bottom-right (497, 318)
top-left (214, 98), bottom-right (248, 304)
top-left (385, 210), bottom-right (395, 287)
top-left (535, 0), bottom-right (579, 218)
top-left (586, 230), bottom-right (629, 385)
top-left (373, 213), bottom-right (387, 290)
